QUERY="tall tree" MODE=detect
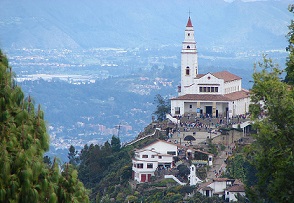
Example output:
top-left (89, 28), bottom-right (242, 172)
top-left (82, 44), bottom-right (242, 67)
top-left (249, 56), bottom-right (294, 202)
top-left (68, 145), bottom-right (79, 166)
top-left (285, 5), bottom-right (294, 84)
top-left (153, 94), bottom-right (170, 121)
top-left (0, 50), bottom-right (89, 202)
top-left (110, 135), bottom-right (121, 152)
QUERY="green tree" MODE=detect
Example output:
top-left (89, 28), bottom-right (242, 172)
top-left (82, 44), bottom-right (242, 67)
top-left (153, 94), bottom-right (170, 121)
top-left (226, 154), bottom-right (246, 182)
top-left (0, 50), bottom-right (89, 202)
top-left (110, 135), bottom-right (121, 152)
top-left (285, 5), bottom-right (294, 84)
top-left (249, 56), bottom-right (294, 202)
top-left (68, 145), bottom-right (79, 166)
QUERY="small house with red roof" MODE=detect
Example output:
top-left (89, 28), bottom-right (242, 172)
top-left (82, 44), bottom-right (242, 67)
top-left (171, 17), bottom-right (250, 118)
top-left (198, 178), bottom-right (246, 202)
top-left (132, 140), bottom-right (178, 183)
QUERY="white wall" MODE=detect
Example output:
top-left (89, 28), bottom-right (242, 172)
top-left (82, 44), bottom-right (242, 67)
top-left (171, 99), bottom-right (230, 117)
top-left (224, 80), bottom-right (242, 94)
top-left (183, 73), bottom-right (224, 95)
top-left (225, 191), bottom-right (246, 202)
top-left (143, 141), bottom-right (178, 156)
top-left (209, 181), bottom-right (227, 193)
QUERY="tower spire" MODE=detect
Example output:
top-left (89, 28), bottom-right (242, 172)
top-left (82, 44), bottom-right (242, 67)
top-left (186, 16), bottom-right (193, 27)
top-left (180, 16), bottom-right (198, 95)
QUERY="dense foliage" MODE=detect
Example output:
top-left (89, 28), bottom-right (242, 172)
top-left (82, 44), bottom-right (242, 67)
top-left (248, 57), bottom-right (294, 201)
top-left (0, 50), bottom-right (89, 202)
top-left (74, 135), bottom-right (134, 202)
top-left (285, 5), bottom-right (294, 84)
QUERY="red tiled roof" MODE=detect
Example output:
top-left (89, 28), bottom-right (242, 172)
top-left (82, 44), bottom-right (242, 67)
top-left (227, 184), bottom-right (245, 192)
top-left (213, 178), bottom-right (230, 182)
top-left (136, 139), bottom-right (178, 151)
top-left (171, 94), bottom-right (231, 101)
top-left (171, 90), bottom-right (250, 102)
top-left (186, 17), bottom-right (193, 27)
top-left (195, 71), bottom-right (241, 83)
top-left (212, 71), bottom-right (241, 82)
top-left (202, 186), bottom-right (213, 191)
top-left (198, 182), bottom-right (213, 190)
top-left (225, 89), bottom-right (250, 100)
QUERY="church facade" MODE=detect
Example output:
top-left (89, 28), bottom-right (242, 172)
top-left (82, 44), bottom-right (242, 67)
top-left (170, 17), bottom-right (250, 118)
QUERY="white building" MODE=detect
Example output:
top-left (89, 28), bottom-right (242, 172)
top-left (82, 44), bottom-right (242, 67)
top-left (132, 140), bottom-right (178, 183)
top-left (198, 178), bottom-right (245, 202)
top-left (225, 184), bottom-right (246, 202)
top-left (171, 17), bottom-right (250, 118)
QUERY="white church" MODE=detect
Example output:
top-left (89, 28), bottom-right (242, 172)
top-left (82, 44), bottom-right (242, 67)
top-left (170, 17), bottom-right (250, 118)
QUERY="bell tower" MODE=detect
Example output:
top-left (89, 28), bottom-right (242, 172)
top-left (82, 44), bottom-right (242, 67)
top-left (180, 16), bottom-right (198, 96)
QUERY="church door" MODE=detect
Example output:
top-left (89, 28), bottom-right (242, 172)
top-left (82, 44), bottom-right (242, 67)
top-left (206, 106), bottom-right (212, 116)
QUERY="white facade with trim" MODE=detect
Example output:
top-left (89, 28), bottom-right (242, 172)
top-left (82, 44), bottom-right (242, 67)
top-left (132, 140), bottom-right (178, 183)
top-left (171, 17), bottom-right (250, 118)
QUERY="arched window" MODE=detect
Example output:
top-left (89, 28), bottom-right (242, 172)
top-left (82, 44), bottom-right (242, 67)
top-left (188, 33), bottom-right (190, 36)
top-left (187, 45), bottom-right (190, 49)
top-left (186, 67), bottom-right (190, 75)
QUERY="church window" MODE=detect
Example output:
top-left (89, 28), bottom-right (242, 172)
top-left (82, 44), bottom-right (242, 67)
top-left (186, 67), bottom-right (190, 75)
top-left (200, 86), bottom-right (218, 93)
top-left (187, 45), bottom-right (190, 49)
top-left (190, 105), bottom-right (192, 108)
top-left (188, 33), bottom-right (190, 36)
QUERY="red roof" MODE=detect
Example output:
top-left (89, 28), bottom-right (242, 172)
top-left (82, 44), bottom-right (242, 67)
top-left (212, 71), bottom-right (241, 82)
top-left (213, 178), bottom-right (231, 182)
top-left (171, 90), bottom-right (250, 102)
top-left (186, 17), bottom-right (193, 27)
top-left (135, 139), bottom-right (178, 151)
top-left (227, 184), bottom-right (245, 192)
top-left (225, 89), bottom-right (250, 100)
top-left (195, 71), bottom-right (241, 82)
top-left (171, 94), bottom-right (231, 101)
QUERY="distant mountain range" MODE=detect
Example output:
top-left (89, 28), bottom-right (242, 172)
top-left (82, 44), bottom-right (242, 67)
top-left (0, 0), bottom-right (292, 51)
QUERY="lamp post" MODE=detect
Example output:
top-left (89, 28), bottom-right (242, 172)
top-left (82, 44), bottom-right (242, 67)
top-left (209, 122), bottom-right (211, 139)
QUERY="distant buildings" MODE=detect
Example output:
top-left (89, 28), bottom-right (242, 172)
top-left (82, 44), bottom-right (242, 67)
top-left (171, 17), bottom-right (250, 118)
